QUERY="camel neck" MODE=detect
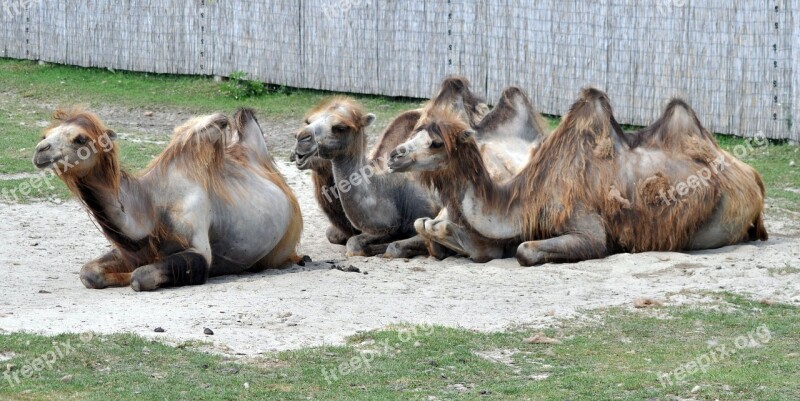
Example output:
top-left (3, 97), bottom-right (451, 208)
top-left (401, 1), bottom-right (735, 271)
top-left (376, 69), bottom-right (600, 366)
top-left (74, 172), bottom-right (156, 252)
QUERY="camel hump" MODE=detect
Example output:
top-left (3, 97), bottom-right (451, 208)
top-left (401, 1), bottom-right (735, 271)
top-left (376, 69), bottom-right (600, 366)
top-left (476, 86), bottom-right (546, 143)
top-left (631, 98), bottom-right (716, 150)
top-left (170, 113), bottom-right (228, 164)
top-left (232, 107), bottom-right (271, 162)
top-left (368, 109), bottom-right (422, 162)
top-left (430, 76), bottom-right (488, 127)
top-left (568, 87), bottom-right (618, 137)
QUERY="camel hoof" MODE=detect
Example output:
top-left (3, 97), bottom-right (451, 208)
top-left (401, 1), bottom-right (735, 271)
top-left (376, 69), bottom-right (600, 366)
top-left (79, 270), bottom-right (107, 289)
top-left (427, 241), bottom-right (454, 260)
top-left (80, 262), bottom-right (108, 290)
top-left (384, 243), bottom-right (404, 259)
top-left (413, 218), bottom-right (430, 235)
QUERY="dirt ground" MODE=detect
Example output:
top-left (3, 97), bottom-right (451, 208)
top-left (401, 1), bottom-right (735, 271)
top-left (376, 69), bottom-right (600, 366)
top-left (1, 158), bottom-right (799, 355)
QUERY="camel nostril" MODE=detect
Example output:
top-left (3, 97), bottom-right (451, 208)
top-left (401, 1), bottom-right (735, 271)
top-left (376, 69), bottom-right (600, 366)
top-left (38, 144), bottom-right (52, 152)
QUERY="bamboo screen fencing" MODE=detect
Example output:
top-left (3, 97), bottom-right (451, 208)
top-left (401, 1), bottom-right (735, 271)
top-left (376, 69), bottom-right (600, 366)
top-left (1, 0), bottom-right (797, 141)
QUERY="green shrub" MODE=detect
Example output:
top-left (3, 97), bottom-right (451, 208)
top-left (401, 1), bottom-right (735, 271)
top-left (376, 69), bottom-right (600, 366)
top-left (220, 71), bottom-right (266, 99)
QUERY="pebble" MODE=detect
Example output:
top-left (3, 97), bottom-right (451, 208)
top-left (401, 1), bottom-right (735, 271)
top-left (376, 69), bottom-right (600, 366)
top-left (203, 328), bottom-right (214, 335)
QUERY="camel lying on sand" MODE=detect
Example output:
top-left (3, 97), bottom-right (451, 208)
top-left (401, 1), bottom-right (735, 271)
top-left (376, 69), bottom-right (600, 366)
top-left (388, 88), bottom-right (767, 265)
top-left (32, 109), bottom-right (304, 291)
top-left (291, 76), bottom-right (488, 253)
top-left (389, 86), bottom-right (548, 261)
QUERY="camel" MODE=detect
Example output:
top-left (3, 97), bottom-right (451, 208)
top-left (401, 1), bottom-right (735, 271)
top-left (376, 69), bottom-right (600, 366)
top-left (388, 88), bottom-right (767, 266)
top-left (290, 153), bottom-right (360, 245)
top-left (388, 86), bottom-right (548, 261)
top-left (32, 108), bottom-right (304, 291)
top-left (290, 109), bottom-right (421, 245)
top-left (291, 76), bottom-right (488, 249)
top-left (294, 97), bottom-right (441, 258)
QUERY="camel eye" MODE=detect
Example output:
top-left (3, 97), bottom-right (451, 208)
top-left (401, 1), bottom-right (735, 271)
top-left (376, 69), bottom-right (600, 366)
top-left (430, 141), bottom-right (444, 149)
top-left (332, 125), bottom-right (348, 134)
top-left (74, 135), bottom-right (88, 145)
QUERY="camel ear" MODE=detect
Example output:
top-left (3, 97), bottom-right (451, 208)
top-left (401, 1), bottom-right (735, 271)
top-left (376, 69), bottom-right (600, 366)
top-left (458, 129), bottom-right (475, 143)
top-left (363, 113), bottom-right (376, 127)
top-left (104, 129), bottom-right (118, 141)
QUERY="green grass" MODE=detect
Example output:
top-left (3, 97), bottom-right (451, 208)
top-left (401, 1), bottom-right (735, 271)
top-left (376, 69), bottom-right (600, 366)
top-left (0, 58), bottom-right (419, 121)
top-left (717, 135), bottom-right (800, 209)
top-left (1, 294), bottom-right (797, 400)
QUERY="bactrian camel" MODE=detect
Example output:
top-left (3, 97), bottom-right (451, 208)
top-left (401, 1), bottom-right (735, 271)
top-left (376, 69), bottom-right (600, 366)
top-left (388, 88), bottom-right (767, 266)
top-left (33, 109), bottom-right (304, 291)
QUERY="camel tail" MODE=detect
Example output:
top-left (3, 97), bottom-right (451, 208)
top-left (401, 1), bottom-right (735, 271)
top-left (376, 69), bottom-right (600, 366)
top-left (749, 172), bottom-right (769, 241)
top-left (750, 213), bottom-right (769, 242)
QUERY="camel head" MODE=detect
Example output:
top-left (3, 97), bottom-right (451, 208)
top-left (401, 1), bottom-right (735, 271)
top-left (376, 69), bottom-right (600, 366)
top-left (388, 108), bottom-right (472, 173)
top-left (295, 97), bottom-right (375, 161)
top-left (33, 109), bottom-right (118, 179)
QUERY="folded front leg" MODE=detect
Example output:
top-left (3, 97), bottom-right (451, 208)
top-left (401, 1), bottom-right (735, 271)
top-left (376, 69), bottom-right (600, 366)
top-left (130, 249), bottom-right (211, 291)
top-left (515, 213), bottom-right (607, 266)
top-left (346, 233), bottom-right (394, 257)
top-left (80, 249), bottom-right (137, 289)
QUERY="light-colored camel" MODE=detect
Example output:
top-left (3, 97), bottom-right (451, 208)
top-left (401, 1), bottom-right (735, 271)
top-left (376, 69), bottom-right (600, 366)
top-left (291, 76), bottom-right (488, 251)
top-left (32, 108), bottom-right (304, 291)
top-left (388, 88), bottom-right (767, 266)
top-left (389, 86), bottom-right (548, 261)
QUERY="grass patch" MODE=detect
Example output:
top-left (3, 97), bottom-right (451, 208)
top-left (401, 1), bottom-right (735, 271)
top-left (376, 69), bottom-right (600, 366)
top-left (0, 58), bottom-right (419, 121)
top-left (0, 294), bottom-right (797, 400)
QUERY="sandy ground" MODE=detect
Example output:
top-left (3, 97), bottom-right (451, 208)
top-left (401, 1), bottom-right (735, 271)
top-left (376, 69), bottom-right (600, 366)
top-left (1, 159), bottom-right (799, 356)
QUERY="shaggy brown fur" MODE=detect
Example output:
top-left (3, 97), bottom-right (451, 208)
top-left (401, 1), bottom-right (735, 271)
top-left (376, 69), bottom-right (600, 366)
top-left (414, 88), bottom-right (767, 264)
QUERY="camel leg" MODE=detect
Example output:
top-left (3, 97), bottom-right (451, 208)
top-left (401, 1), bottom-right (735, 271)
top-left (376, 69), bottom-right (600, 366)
top-left (130, 249), bottom-right (211, 291)
top-left (515, 214), bottom-right (607, 266)
top-left (80, 249), bottom-right (135, 289)
top-left (416, 217), bottom-right (504, 263)
top-left (384, 235), bottom-right (431, 259)
top-left (346, 233), bottom-right (393, 257)
top-left (326, 224), bottom-right (351, 245)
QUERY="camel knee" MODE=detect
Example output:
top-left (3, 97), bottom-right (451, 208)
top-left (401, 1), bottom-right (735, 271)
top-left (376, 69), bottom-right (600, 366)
top-left (515, 242), bottom-right (547, 266)
top-left (326, 225), bottom-right (350, 245)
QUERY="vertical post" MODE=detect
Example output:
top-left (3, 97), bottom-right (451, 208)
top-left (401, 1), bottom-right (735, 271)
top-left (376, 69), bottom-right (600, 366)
top-left (446, 0), bottom-right (454, 75)
top-left (768, 1), bottom-right (792, 139)
top-left (199, 0), bottom-right (208, 75)
top-left (792, 0), bottom-right (800, 143)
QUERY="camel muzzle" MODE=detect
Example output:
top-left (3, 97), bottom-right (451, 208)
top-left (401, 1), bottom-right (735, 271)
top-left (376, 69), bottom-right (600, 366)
top-left (387, 148), bottom-right (413, 172)
top-left (32, 145), bottom-right (58, 169)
